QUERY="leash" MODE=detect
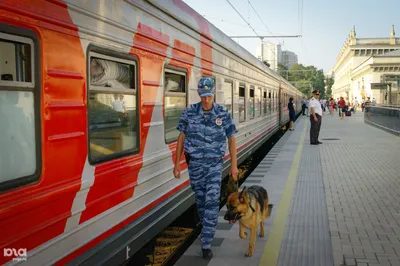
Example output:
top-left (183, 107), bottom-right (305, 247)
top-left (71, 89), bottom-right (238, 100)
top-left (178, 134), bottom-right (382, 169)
top-left (235, 178), bottom-right (239, 192)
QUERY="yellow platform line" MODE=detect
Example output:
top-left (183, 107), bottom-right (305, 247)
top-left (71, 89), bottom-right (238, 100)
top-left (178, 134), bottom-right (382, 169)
top-left (259, 120), bottom-right (307, 266)
top-left (90, 143), bottom-right (114, 155)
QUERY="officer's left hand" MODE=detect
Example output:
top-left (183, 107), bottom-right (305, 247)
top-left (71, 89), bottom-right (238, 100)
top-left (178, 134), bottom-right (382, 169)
top-left (173, 163), bottom-right (181, 179)
top-left (229, 166), bottom-right (239, 181)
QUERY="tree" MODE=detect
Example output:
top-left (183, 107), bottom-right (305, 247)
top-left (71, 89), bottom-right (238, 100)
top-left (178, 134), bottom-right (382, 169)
top-left (325, 77), bottom-right (334, 98)
top-left (289, 64), bottom-right (308, 81)
top-left (285, 64), bottom-right (328, 98)
top-left (277, 63), bottom-right (289, 80)
top-left (311, 70), bottom-right (325, 98)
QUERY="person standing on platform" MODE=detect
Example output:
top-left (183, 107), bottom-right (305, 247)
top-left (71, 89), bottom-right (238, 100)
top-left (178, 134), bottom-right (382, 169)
top-left (173, 77), bottom-right (238, 260)
top-left (338, 97), bottom-right (346, 120)
top-left (361, 98), bottom-right (365, 112)
top-left (288, 97), bottom-right (296, 131)
top-left (309, 89), bottom-right (323, 145)
top-left (354, 97), bottom-right (359, 112)
top-left (301, 98), bottom-right (306, 116)
top-left (329, 98), bottom-right (335, 116)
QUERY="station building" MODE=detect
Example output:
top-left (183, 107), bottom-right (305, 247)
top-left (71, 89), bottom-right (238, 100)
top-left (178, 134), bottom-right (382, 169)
top-left (331, 25), bottom-right (400, 104)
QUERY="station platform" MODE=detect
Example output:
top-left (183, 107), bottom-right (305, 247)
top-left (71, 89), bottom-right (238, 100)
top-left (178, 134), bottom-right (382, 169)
top-left (175, 111), bottom-right (400, 266)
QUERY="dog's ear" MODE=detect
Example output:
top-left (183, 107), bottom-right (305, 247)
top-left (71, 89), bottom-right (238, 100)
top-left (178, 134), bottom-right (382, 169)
top-left (239, 186), bottom-right (247, 203)
top-left (239, 186), bottom-right (247, 197)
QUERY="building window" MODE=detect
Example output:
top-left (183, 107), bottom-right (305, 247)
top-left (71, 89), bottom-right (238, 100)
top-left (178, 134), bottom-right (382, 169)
top-left (0, 30), bottom-right (40, 191)
top-left (164, 68), bottom-right (186, 143)
top-left (239, 85), bottom-right (246, 122)
top-left (88, 51), bottom-right (138, 163)
top-left (220, 80), bottom-right (233, 113)
top-left (249, 87), bottom-right (255, 119)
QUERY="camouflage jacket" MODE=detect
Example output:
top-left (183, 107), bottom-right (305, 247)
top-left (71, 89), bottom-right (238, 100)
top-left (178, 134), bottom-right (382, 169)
top-left (177, 102), bottom-right (237, 159)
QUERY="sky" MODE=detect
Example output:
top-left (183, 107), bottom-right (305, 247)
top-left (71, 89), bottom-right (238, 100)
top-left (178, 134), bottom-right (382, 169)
top-left (182, 0), bottom-right (400, 74)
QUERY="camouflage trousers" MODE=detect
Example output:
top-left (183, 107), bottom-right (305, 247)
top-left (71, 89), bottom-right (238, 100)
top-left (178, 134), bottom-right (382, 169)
top-left (188, 158), bottom-right (222, 249)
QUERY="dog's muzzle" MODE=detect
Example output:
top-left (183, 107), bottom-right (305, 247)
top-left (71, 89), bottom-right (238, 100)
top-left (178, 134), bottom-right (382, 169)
top-left (224, 211), bottom-right (242, 224)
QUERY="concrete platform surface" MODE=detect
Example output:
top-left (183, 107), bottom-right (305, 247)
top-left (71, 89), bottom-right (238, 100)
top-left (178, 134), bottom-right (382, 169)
top-left (175, 111), bottom-right (400, 266)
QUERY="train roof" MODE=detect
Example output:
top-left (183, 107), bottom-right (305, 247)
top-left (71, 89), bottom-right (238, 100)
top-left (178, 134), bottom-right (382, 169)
top-left (147, 0), bottom-right (291, 85)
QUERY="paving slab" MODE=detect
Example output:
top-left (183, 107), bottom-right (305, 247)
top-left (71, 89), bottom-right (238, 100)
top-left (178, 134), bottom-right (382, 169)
top-left (175, 111), bottom-right (400, 266)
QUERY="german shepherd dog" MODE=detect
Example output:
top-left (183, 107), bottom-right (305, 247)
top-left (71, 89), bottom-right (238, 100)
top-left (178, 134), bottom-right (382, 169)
top-left (224, 185), bottom-right (273, 257)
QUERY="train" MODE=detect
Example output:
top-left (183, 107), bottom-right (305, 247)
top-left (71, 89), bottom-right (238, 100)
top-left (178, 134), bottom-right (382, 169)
top-left (0, 0), bottom-right (304, 265)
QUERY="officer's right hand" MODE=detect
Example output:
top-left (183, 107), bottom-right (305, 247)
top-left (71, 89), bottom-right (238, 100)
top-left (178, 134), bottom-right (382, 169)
top-left (173, 164), bottom-right (181, 179)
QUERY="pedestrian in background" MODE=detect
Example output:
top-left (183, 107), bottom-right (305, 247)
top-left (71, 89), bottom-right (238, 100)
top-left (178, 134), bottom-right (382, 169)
top-left (354, 97), bottom-right (359, 112)
top-left (309, 89), bottom-right (323, 145)
top-left (301, 98), bottom-right (306, 116)
top-left (329, 97), bottom-right (335, 116)
top-left (338, 97), bottom-right (346, 120)
top-left (288, 97), bottom-right (296, 131)
top-left (174, 77), bottom-right (238, 260)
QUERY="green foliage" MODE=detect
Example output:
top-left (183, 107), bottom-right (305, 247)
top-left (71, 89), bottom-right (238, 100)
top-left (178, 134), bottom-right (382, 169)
top-left (325, 77), bottom-right (334, 98)
top-left (278, 63), bottom-right (330, 99)
top-left (277, 63), bottom-right (288, 79)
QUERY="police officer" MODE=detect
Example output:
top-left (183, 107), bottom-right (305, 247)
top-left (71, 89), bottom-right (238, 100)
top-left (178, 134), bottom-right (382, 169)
top-left (173, 77), bottom-right (238, 259)
top-left (309, 89), bottom-right (323, 145)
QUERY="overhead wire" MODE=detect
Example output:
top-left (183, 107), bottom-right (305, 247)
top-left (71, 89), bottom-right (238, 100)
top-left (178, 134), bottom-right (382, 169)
top-left (224, 0), bottom-right (277, 64)
top-left (224, 0), bottom-right (260, 39)
top-left (297, 0), bottom-right (309, 66)
top-left (202, 15), bottom-right (277, 34)
top-left (247, 0), bottom-right (278, 43)
top-left (247, 0), bottom-right (282, 67)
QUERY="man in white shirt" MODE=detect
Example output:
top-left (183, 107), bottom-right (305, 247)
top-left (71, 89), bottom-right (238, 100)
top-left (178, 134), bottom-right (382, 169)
top-left (309, 89), bottom-right (323, 145)
top-left (353, 97), bottom-right (359, 112)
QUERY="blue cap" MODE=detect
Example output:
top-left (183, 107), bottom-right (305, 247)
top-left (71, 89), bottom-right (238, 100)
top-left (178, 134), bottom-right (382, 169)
top-left (198, 77), bottom-right (214, 97)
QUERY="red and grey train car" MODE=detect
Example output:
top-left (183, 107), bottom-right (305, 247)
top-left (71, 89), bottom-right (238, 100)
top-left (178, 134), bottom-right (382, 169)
top-left (0, 0), bottom-right (304, 265)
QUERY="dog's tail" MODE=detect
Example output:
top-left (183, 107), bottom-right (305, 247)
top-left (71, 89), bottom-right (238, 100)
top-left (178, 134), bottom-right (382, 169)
top-left (267, 204), bottom-right (274, 217)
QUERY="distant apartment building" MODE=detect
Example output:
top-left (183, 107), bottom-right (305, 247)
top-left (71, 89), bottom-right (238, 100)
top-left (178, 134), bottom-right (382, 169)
top-left (281, 50), bottom-right (298, 69)
top-left (256, 41), bottom-right (281, 71)
top-left (331, 25), bottom-right (400, 104)
top-left (256, 42), bottom-right (298, 71)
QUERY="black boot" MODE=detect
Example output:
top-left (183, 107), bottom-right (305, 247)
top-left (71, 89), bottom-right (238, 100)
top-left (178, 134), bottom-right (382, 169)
top-left (202, 248), bottom-right (213, 259)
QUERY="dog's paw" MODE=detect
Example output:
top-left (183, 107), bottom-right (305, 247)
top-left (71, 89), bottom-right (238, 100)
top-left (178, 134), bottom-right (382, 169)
top-left (259, 231), bottom-right (265, 237)
top-left (239, 232), bottom-right (247, 239)
top-left (244, 249), bottom-right (253, 257)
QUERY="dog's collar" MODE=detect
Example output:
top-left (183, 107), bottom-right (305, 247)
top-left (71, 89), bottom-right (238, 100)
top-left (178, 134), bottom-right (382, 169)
top-left (249, 204), bottom-right (255, 213)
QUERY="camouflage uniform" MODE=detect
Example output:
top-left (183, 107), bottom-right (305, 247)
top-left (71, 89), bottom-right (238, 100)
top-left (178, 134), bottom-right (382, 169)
top-left (177, 102), bottom-right (237, 249)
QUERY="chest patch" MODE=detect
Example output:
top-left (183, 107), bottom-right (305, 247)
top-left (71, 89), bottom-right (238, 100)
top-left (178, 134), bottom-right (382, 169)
top-left (216, 118), bottom-right (222, 126)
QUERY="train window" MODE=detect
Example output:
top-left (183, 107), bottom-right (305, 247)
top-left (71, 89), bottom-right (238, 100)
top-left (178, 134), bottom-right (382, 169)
top-left (0, 29), bottom-right (40, 192)
top-left (164, 68), bottom-right (186, 143)
top-left (256, 88), bottom-right (261, 116)
top-left (88, 51), bottom-right (138, 164)
top-left (220, 80), bottom-right (233, 113)
top-left (268, 91), bottom-right (272, 114)
top-left (263, 90), bottom-right (267, 114)
top-left (249, 87), bottom-right (255, 119)
top-left (239, 84), bottom-right (245, 123)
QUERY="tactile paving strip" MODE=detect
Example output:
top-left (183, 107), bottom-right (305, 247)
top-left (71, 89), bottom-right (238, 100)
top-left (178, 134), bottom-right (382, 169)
top-left (277, 126), bottom-right (334, 266)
